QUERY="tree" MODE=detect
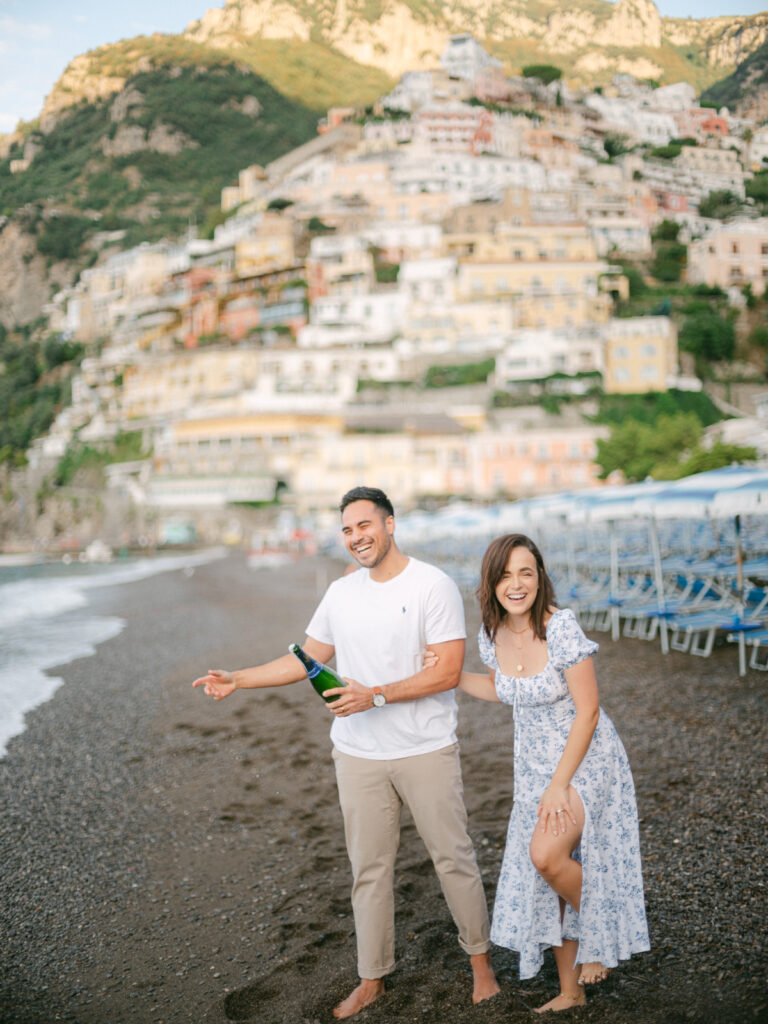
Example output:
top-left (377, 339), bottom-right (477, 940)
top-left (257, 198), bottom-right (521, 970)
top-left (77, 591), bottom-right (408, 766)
top-left (620, 264), bottom-right (648, 298)
top-left (748, 325), bottom-right (768, 348)
top-left (266, 197), bottom-right (294, 211)
top-left (679, 311), bottom-right (736, 362)
top-left (604, 134), bottom-right (631, 160)
top-left (654, 441), bottom-right (757, 480)
top-left (650, 240), bottom-right (686, 282)
top-left (307, 215), bottom-right (334, 233)
top-left (746, 172), bottom-right (768, 203)
top-left (595, 412), bottom-right (702, 482)
top-left (698, 190), bottom-right (742, 219)
top-left (651, 219), bottom-right (680, 242)
top-left (521, 64), bottom-right (562, 85)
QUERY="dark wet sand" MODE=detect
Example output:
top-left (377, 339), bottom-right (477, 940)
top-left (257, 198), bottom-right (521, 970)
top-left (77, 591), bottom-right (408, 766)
top-left (1, 552), bottom-right (766, 1024)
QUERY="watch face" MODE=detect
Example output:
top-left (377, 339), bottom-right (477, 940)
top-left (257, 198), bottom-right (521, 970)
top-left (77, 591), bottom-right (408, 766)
top-left (373, 691), bottom-right (386, 707)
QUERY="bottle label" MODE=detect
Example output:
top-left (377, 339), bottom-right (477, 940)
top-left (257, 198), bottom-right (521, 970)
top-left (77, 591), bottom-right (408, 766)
top-left (306, 664), bottom-right (321, 679)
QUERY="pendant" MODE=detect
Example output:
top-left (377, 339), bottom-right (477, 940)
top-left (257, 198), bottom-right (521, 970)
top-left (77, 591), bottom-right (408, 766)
top-left (516, 664), bottom-right (523, 673)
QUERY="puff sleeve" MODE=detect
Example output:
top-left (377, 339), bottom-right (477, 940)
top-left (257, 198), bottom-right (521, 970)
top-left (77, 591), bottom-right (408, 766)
top-left (477, 626), bottom-right (498, 670)
top-left (548, 609), bottom-right (598, 671)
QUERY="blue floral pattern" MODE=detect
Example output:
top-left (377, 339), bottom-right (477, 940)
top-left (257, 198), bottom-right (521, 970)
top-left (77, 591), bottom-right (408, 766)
top-left (479, 608), bottom-right (650, 979)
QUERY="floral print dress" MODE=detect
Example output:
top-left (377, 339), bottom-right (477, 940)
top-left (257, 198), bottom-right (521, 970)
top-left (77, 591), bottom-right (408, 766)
top-left (480, 608), bottom-right (650, 979)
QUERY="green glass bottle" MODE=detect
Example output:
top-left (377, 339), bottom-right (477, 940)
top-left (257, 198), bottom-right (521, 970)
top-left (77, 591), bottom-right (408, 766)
top-left (289, 643), bottom-right (347, 703)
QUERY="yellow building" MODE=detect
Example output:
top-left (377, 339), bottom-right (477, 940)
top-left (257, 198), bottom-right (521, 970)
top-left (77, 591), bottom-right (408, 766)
top-left (234, 213), bottom-right (296, 276)
top-left (447, 221), bottom-right (613, 329)
top-left (120, 349), bottom-right (261, 422)
top-left (603, 317), bottom-right (677, 394)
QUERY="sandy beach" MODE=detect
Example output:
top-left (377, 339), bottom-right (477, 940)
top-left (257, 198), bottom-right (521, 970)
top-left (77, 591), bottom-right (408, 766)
top-left (1, 551), bottom-right (766, 1024)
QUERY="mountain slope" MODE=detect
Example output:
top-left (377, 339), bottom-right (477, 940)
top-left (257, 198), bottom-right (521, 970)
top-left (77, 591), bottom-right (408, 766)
top-left (700, 38), bottom-right (768, 120)
top-left (0, 48), bottom-right (323, 327)
top-left (185, 0), bottom-right (768, 91)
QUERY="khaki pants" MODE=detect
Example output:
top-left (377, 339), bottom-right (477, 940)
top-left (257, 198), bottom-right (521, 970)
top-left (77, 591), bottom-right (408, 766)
top-left (332, 743), bottom-right (491, 979)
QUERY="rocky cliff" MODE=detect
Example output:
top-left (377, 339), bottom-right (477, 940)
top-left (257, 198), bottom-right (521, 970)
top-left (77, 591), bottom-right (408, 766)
top-left (185, 0), bottom-right (768, 87)
top-left (701, 39), bottom-right (768, 121)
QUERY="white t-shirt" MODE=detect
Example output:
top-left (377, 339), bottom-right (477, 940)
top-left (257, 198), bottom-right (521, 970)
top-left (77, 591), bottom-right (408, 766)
top-left (305, 557), bottom-right (466, 760)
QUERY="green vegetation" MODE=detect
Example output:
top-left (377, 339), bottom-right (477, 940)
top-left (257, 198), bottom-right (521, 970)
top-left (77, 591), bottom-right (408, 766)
top-left (267, 198), bottom-right (295, 211)
top-left (700, 38), bottom-right (768, 110)
top-left (603, 134), bottom-right (632, 159)
top-left (372, 247), bottom-right (399, 283)
top-left (592, 389), bottom-right (724, 429)
top-left (746, 171), bottom-right (768, 211)
top-left (679, 309), bottom-right (736, 365)
top-left (54, 430), bottom-right (147, 487)
top-left (36, 214), bottom-right (94, 261)
top-left (307, 215), bottom-right (335, 233)
top-left (595, 409), bottom-right (755, 481)
top-left (424, 358), bottom-right (495, 388)
top-left (521, 64), bottom-right (562, 85)
top-left (649, 143), bottom-right (682, 160)
top-left (0, 327), bottom-right (84, 467)
top-left (649, 220), bottom-right (687, 283)
top-left (592, 390), bottom-right (756, 481)
top-left (698, 189), bottom-right (743, 220)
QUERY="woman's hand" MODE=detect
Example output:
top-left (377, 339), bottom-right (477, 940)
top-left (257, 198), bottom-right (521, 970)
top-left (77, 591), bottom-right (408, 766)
top-left (192, 669), bottom-right (237, 701)
top-left (537, 783), bottom-right (577, 836)
top-left (422, 648), bottom-right (439, 670)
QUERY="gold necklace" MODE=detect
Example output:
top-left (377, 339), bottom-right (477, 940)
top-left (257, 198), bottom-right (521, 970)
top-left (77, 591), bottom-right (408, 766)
top-left (504, 621), bottom-right (530, 673)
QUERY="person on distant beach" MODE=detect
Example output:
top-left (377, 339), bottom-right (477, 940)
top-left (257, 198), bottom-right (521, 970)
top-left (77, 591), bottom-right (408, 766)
top-left (193, 486), bottom-right (499, 1019)
top-left (440, 533), bottom-right (650, 1013)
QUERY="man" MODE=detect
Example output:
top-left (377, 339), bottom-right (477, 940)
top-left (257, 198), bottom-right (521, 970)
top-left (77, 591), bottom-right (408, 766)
top-left (193, 486), bottom-right (499, 1019)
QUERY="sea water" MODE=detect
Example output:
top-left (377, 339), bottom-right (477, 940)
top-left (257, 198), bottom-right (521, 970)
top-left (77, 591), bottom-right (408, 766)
top-left (0, 549), bottom-right (225, 758)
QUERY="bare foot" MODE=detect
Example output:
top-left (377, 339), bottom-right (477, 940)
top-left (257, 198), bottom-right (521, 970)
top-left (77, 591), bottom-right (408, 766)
top-left (578, 962), bottom-right (611, 986)
top-left (470, 952), bottom-right (500, 1004)
top-left (533, 991), bottom-right (587, 1013)
top-left (332, 979), bottom-right (385, 1019)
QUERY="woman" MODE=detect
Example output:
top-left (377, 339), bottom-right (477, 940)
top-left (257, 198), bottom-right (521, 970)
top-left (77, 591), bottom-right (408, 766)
top-left (455, 533), bottom-right (649, 1012)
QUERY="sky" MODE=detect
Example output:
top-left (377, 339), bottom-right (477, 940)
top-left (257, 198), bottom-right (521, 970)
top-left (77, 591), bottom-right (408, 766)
top-left (0, 0), bottom-right (765, 135)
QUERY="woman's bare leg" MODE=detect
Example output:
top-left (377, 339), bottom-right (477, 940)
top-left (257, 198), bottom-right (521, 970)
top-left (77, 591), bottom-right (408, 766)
top-left (533, 934), bottom-right (586, 1013)
top-left (529, 787), bottom-right (585, 914)
top-left (529, 789), bottom-right (606, 1010)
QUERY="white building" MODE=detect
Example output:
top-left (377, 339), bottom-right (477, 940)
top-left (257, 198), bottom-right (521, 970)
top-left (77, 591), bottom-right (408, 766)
top-left (584, 94), bottom-right (678, 146)
top-left (391, 149), bottom-right (549, 199)
top-left (587, 213), bottom-right (652, 257)
top-left (381, 70), bottom-right (436, 113)
top-left (493, 328), bottom-right (604, 384)
top-left (361, 220), bottom-right (443, 260)
top-left (398, 257), bottom-right (457, 306)
top-left (299, 290), bottom-right (408, 346)
top-left (439, 34), bottom-right (502, 83)
top-left (645, 81), bottom-right (697, 113)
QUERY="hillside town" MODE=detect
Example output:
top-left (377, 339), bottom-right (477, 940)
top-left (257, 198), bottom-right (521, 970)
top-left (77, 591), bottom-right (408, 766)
top-left (29, 34), bottom-right (768, 543)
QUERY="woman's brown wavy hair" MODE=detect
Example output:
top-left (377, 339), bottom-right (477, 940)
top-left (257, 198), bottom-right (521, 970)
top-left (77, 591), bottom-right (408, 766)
top-left (477, 533), bottom-right (557, 643)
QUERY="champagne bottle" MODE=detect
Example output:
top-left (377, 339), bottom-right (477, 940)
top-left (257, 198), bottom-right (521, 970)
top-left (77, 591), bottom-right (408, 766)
top-left (289, 643), bottom-right (347, 703)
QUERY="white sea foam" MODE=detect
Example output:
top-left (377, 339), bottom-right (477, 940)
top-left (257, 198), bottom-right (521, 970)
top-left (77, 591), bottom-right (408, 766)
top-left (0, 548), bottom-right (225, 757)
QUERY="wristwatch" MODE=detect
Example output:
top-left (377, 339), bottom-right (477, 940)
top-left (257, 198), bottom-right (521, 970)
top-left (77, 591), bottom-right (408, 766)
top-left (372, 686), bottom-right (387, 708)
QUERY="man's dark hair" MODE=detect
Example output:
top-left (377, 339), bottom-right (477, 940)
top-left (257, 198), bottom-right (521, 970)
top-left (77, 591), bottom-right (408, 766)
top-left (339, 486), bottom-right (395, 519)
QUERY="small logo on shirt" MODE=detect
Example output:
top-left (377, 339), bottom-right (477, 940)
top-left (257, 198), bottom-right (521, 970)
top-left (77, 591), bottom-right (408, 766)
top-left (402, 605), bottom-right (407, 613)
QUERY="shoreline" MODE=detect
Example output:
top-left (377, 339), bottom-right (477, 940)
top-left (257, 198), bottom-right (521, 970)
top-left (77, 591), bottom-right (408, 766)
top-left (1, 552), bottom-right (766, 1024)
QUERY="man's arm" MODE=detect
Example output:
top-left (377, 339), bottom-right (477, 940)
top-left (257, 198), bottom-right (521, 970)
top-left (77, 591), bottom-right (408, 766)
top-left (326, 638), bottom-right (465, 717)
top-left (192, 636), bottom-right (336, 701)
